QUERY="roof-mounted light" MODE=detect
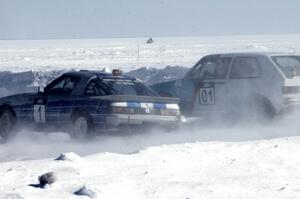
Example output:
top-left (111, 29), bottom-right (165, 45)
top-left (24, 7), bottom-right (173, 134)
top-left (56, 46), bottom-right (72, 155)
top-left (112, 69), bottom-right (122, 76)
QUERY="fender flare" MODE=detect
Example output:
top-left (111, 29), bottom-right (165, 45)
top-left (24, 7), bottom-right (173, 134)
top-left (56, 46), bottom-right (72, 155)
top-left (247, 94), bottom-right (276, 117)
top-left (0, 103), bottom-right (16, 117)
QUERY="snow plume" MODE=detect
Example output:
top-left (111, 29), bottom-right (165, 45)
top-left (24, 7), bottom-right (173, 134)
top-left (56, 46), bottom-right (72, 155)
top-left (1, 109), bottom-right (300, 162)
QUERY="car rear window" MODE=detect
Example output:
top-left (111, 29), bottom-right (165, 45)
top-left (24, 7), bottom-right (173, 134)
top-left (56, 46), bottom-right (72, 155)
top-left (85, 80), bottom-right (107, 96)
top-left (272, 56), bottom-right (300, 78)
top-left (230, 57), bottom-right (261, 78)
top-left (98, 77), bottom-right (157, 96)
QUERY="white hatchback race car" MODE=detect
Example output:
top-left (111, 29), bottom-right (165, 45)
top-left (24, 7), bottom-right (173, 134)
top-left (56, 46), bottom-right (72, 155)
top-left (151, 52), bottom-right (300, 120)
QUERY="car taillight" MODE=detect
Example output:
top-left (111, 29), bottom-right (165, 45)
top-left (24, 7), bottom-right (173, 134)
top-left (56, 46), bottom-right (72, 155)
top-left (161, 104), bottom-right (180, 116)
top-left (165, 104), bottom-right (179, 110)
top-left (110, 102), bottom-right (133, 114)
top-left (110, 102), bottom-right (180, 116)
top-left (282, 86), bottom-right (300, 94)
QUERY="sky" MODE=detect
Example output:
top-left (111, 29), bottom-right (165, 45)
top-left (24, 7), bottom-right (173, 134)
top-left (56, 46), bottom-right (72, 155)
top-left (0, 0), bottom-right (299, 39)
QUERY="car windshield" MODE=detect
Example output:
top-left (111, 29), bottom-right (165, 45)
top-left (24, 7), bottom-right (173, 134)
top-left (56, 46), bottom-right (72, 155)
top-left (97, 77), bottom-right (157, 96)
top-left (272, 56), bottom-right (300, 78)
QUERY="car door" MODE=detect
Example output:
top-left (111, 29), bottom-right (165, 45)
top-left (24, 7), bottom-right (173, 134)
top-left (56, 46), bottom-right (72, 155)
top-left (178, 56), bottom-right (231, 117)
top-left (226, 56), bottom-right (263, 115)
top-left (34, 75), bottom-right (80, 124)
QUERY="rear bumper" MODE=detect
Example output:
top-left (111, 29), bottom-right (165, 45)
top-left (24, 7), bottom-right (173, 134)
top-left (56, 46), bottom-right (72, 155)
top-left (105, 114), bottom-right (181, 126)
top-left (283, 98), bottom-right (300, 107)
top-left (280, 97), bottom-right (300, 114)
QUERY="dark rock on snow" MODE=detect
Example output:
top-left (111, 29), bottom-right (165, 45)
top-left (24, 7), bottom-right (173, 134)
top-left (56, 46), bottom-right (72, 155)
top-left (38, 172), bottom-right (57, 187)
top-left (74, 186), bottom-right (96, 198)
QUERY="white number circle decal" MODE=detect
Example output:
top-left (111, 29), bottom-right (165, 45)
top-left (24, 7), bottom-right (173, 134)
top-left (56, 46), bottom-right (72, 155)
top-left (199, 87), bottom-right (215, 105)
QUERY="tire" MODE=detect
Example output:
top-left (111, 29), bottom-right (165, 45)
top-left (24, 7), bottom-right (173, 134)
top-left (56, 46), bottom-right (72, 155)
top-left (70, 113), bottom-right (94, 140)
top-left (248, 97), bottom-right (275, 122)
top-left (0, 109), bottom-right (16, 142)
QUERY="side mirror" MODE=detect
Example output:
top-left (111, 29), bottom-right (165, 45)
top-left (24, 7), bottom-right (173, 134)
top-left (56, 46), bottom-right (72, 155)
top-left (38, 86), bottom-right (45, 93)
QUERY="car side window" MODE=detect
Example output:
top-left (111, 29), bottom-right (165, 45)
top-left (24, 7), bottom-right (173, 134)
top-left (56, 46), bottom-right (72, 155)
top-left (85, 81), bottom-right (106, 96)
top-left (230, 57), bottom-right (261, 78)
top-left (110, 81), bottom-right (137, 95)
top-left (192, 57), bottom-right (231, 80)
top-left (46, 76), bottom-right (80, 95)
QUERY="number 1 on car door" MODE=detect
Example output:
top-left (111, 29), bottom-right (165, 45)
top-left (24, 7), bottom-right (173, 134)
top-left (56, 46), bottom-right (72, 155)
top-left (34, 104), bottom-right (46, 123)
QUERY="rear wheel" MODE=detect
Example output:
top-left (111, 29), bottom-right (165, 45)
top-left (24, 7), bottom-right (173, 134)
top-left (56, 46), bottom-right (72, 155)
top-left (0, 109), bottom-right (16, 142)
top-left (71, 113), bottom-right (94, 140)
top-left (247, 97), bottom-right (275, 122)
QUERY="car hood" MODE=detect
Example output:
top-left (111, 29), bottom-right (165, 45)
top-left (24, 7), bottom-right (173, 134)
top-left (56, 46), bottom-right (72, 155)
top-left (0, 92), bottom-right (38, 106)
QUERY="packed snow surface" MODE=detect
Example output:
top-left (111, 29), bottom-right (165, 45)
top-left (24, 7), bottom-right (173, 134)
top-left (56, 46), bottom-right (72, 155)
top-left (1, 113), bottom-right (300, 198)
top-left (1, 135), bottom-right (300, 199)
top-left (1, 34), bottom-right (300, 198)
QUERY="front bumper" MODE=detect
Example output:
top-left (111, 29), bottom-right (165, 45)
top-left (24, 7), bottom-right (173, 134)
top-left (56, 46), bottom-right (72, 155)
top-left (105, 114), bottom-right (181, 126)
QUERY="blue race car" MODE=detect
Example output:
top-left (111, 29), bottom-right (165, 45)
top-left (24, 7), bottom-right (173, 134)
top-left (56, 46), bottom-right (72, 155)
top-left (0, 70), bottom-right (181, 141)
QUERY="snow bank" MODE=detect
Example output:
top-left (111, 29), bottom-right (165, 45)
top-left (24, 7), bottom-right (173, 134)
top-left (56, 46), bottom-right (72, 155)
top-left (0, 137), bottom-right (300, 198)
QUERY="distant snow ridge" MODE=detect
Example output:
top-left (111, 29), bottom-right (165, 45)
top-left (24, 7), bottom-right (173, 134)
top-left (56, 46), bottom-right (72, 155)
top-left (0, 66), bottom-right (188, 97)
top-left (245, 44), bottom-right (269, 50)
top-left (126, 65), bottom-right (188, 85)
top-left (31, 70), bottom-right (66, 87)
top-left (0, 70), bottom-right (65, 97)
top-left (0, 71), bottom-right (34, 96)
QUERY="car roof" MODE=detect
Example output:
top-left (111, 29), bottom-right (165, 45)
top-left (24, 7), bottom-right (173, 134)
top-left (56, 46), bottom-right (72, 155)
top-left (63, 70), bottom-right (136, 80)
top-left (204, 52), bottom-right (299, 58)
